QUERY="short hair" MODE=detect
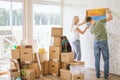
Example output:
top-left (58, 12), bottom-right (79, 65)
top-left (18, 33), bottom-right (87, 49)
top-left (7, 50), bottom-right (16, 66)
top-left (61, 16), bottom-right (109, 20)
top-left (86, 16), bottom-right (92, 22)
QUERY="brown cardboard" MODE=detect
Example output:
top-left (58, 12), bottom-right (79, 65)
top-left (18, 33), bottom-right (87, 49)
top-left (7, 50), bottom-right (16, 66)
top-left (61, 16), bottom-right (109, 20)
top-left (48, 60), bottom-right (60, 75)
top-left (54, 37), bottom-right (62, 46)
top-left (10, 61), bottom-right (17, 70)
top-left (60, 69), bottom-right (72, 80)
top-left (22, 69), bottom-right (35, 80)
top-left (11, 71), bottom-right (20, 79)
top-left (51, 27), bottom-right (63, 37)
top-left (70, 61), bottom-right (85, 66)
top-left (61, 52), bottom-right (74, 62)
top-left (28, 63), bottom-right (41, 78)
top-left (72, 74), bottom-right (84, 80)
top-left (25, 45), bottom-right (32, 48)
top-left (61, 62), bottom-right (70, 70)
top-left (10, 59), bottom-right (20, 71)
top-left (34, 53), bottom-right (38, 63)
top-left (11, 49), bottom-right (20, 59)
top-left (20, 48), bottom-right (34, 62)
top-left (49, 46), bottom-right (61, 60)
top-left (43, 61), bottom-right (48, 75)
top-left (40, 77), bottom-right (51, 80)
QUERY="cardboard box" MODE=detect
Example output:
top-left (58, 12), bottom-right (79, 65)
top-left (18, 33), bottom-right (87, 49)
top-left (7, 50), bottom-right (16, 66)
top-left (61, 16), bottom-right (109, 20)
top-left (61, 62), bottom-right (70, 70)
top-left (43, 61), bottom-right (48, 75)
top-left (11, 49), bottom-right (20, 59)
top-left (21, 69), bottom-right (35, 80)
top-left (72, 74), bottom-right (84, 80)
top-left (11, 71), bottom-right (20, 79)
top-left (61, 52), bottom-right (74, 62)
top-left (10, 61), bottom-right (17, 71)
top-left (70, 61), bottom-right (85, 66)
top-left (60, 69), bottom-right (72, 80)
top-left (28, 63), bottom-right (41, 78)
top-left (53, 37), bottom-right (62, 46)
top-left (49, 46), bottom-right (61, 60)
top-left (49, 60), bottom-right (60, 75)
top-left (10, 59), bottom-right (20, 71)
top-left (34, 53), bottom-right (38, 63)
top-left (51, 27), bottom-right (63, 37)
top-left (20, 48), bottom-right (34, 62)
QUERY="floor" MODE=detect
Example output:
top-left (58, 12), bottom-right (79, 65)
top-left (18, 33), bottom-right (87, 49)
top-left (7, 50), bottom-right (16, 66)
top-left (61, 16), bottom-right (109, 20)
top-left (39, 69), bottom-right (120, 80)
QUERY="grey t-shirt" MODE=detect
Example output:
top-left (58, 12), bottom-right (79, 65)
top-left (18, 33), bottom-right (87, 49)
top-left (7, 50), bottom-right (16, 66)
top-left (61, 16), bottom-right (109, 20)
top-left (90, 18), bottom-right (108, 40)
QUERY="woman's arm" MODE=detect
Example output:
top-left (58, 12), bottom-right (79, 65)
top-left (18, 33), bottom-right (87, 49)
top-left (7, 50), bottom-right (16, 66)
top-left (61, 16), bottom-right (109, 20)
top-left (76, 26), bottom-right (89, 34)
top-left (78, 19), bottom-right (87, 26)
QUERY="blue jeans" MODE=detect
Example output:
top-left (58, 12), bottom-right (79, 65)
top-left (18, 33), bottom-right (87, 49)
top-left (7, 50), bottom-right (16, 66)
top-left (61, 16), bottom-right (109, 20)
top-left (72, 40), bottom-right (81, 61)
top-left (94, 40), bottom-right (109, 79)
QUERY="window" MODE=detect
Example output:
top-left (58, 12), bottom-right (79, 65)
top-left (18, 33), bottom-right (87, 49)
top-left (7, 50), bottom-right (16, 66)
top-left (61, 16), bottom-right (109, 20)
top-left (0, 1), bottom-right (23, 58)
top-left (33, 4), bottom-right (61, 51)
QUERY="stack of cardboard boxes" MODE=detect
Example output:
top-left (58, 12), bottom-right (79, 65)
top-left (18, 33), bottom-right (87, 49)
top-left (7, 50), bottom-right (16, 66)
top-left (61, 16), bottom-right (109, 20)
top-left (11, 49), bottom-right (21, 79)
top-left (60, 60), bottom-right (85, 80)
top-left (11, 46), bottom-right (41, 80)
top-left (10, 27), bottom-right (85, 80)
top-left (49, 27), bottom-right (63, 75)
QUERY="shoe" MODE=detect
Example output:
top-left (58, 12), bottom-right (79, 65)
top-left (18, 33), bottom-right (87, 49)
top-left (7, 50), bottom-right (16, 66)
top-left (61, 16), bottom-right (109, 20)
top-left (97, 75), bottom-right (100, 78)
top-left (96, 77), bottom-right (100, 80)
top-left (104, 76), bottom-right (110, 80)
top-left (104, 76), bottom-right (109, 80)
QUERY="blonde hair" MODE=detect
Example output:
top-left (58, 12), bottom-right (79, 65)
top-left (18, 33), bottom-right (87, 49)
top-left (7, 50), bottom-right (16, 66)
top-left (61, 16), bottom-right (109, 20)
top-left (71, 16), bottom-right (79, 31)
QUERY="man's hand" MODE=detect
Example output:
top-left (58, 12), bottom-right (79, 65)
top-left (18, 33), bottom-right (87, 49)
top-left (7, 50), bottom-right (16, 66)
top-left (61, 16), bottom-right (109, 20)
top-left (106, 8), bottom-right (111, 13)
top-left (105, 8), bottom-right (113, 22)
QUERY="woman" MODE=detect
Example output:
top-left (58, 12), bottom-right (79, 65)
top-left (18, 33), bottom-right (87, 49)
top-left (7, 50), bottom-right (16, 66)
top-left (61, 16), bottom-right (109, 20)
top-left (71, 16), bottom-right (88, 61)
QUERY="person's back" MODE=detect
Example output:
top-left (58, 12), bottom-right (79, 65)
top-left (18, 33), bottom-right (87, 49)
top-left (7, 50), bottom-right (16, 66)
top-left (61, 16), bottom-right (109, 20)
top-left (90, 18), bottom-right (107, 40)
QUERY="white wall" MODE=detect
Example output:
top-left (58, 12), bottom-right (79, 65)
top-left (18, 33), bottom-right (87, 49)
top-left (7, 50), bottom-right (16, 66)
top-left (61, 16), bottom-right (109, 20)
top-left (63, 0), bottom-right (120, 75)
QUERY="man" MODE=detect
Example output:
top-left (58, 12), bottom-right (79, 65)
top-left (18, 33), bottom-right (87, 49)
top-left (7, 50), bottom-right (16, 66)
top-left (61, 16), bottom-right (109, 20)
top-left (86, 8), bottom-right (113, 80)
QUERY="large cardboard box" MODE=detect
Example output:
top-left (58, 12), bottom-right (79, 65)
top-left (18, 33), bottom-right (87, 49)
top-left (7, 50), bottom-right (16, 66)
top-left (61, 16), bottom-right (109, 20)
top-left (21, 69), bottom-right (35, 80)
top-left (61, 52), bottom-right (74, 62)
top-left (51, 27), bottom-right (63, 37)
top-left (49, 46), bottom-right (61, 60)
top-left (11, 71), bottom-right (20, 79)
top-left (48, 60), bottom-right (60, 75)
top-left (20, 48), bottom-right (34, 62)
top-left (43, 61), bottom-right (48, 75)
top-left (28, 63), bottom-right (41, 78)
top-left (53, 37), bottom-right (62, 46)
top-left (72, 74), bottom-right (84, 80)
top-left (60, 69), bottom-right (72, 80)
top-left (11, 49), bottom-right (20, 59)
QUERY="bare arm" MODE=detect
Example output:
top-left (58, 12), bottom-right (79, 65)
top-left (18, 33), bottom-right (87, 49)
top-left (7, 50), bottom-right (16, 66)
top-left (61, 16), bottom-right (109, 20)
top-left (78, 20), bottom-right (87, 26)
top-left (76, 26), bottom-right (89, 34)
top-left (106, 8), bottom-right (113, 22)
